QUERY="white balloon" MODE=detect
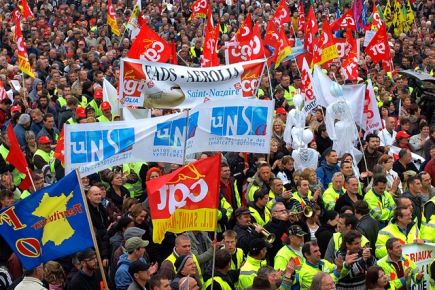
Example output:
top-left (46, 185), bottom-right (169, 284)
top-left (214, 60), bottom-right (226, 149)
top-left (293, 94), bottom-right (304, 109)
top-left (302, 129), bottom-right (314, 144)
top-left (330, 83), bottom-right (343, 98)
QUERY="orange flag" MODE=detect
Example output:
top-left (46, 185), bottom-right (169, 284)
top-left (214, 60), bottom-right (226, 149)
top-left (147, 155), bottom-right (221, 243)
top-left (13, 14), bottom-right (35, 78)
top-left (107, 0), bottom-right (120, 36)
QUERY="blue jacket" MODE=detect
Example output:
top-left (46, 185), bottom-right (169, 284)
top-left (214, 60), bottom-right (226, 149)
top-left (115, 253), bottom-right (147, 290)
top-left (13, 124), bottom-right (28, 149)
top-left (316, 160), bottom-right (340, 189)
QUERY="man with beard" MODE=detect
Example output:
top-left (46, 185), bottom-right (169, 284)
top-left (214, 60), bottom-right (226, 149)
top-left (36, 94), bottom-right (57, 121)
top-left (358, 134), bottom-right (382, 175)
top-left (264, 202), bottom-right (291, 261)
top-left (274, 225), bottom-right (306, 272)
top-left (36, 113), bottom-right (59, 145)
top-left (67, 249), bottom-right (102, 290)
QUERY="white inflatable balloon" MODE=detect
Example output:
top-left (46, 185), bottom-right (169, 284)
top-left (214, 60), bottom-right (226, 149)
top-left (302, 129), bottom-right (314, 144)
top-left (293, 94), bottom-right (304, 109)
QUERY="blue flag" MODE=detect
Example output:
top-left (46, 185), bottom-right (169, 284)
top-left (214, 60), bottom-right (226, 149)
top-left (0, 171), bottom-right (93, 270)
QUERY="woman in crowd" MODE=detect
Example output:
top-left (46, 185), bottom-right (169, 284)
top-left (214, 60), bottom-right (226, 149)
top-left (365, 266), bottom-right (389, 290)
top-left (107, 171), bottom-right (130, 210)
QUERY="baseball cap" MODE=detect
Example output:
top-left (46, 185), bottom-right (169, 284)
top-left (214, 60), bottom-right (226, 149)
top-left (123, 227), bottom-right (146, 240)
top-left (94, 89), bottom-right (103, 99)
top-left (76, 248), bottom-right (96, 262)
top-left (125, 237), bottom-right (149, 253)
top-left (288, 225), bottom-right (307, 237)
top-left (128, 260), bottom-right (150, 277)
top-left (249, 238), bottom-right (271, 255)
top-left (275, 107), bottom-right (287, 115)
top-left (38, 136), bottom-right (51, 144)
top-left (101, 101), bottom-right (111, 111)
top-left (234, 207), bottom-right (252, 217)
top-left (396, 130), bottom-right (410, 139)
top-left (76, 107), bottom-right (86, 119)
top-left (11, 105), bottom-right (21, 113)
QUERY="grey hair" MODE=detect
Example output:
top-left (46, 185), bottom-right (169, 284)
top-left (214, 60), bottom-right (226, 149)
top-left (309, 272), bottom-right (331, 290)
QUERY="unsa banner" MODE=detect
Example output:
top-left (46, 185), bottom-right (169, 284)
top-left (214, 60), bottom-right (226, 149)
top-left (119, 58), bottom-right (265, 108)
top-left (185, 98), bottom-right (274, 155)
top-left (402, 243), bottom-right (435, 290)
top-left (64, 113), bottom-right (187, 176)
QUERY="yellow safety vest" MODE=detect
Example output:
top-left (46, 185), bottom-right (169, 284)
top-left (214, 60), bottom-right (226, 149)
top-left (274, 245), bottom-right (304, 271)
top-left (122, 162), bottom-right (145, 198)
top-left (332, 232), bottom-right (370, 252)
top-left (421, 197), bottom-right (435, 242)
top-left (299, 260), bottom-right (340, 290)
top-left (229, 248), bottom-right (244, 271)
top-left (97, 115), bottom-right (111, 123)
top-left (57, 96), bottom-right (67, 108)
top-left (0, 145), bottom-right (26, 186)
top-left (164, 252), bottom-right (203, 284)
top-left (248, 205), bottom-right (271, 226)
top-left (88, 99), bottom-right (102, 117)
top-left (202, 276), bottom-right (232, 290)
top-left (377, 254), bottom-right (420, 289)
top-left (322, 184), bottom-right (346, 211)
top-left (375, 222), bottom-right (419, 259)
top-left (66, 117), bottom-right (77, 125)
top-left (238, 255), bottom-right (267, 289)
top-left (363, 189), bottom-right (395, 223)
top-left (218, 197), bottom-right (233, 233)
top-left (33, 149), bottom-right (53, 165)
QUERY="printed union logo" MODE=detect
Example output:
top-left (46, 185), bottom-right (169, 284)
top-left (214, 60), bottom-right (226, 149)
top-left (187, 112), bottom-right (199, 139)
top-left (154, 117), bottom-right (187, 147)
top-left (70, 128), bottom-right (135, 164)
top-left (210, 106), bottom-right (268, 136)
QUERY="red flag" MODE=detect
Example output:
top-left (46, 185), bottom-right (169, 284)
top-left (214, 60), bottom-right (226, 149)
top-left (371, 5), bottom-right (382, 30)
top-left (190, 0), bottom-right (208, 20)
top-left (232, 14), bottom-right (253, 42)
top-left (226, 21), bottom-right (265, 64)
top-left (263, 19), bottom-right (281, 65)
top-left (54, 128), bottom-right (65, 165)
top-left (313, 19), bottom-right (339, 65)
top-left (340, 31), bottom-right (359, 80)
top-left (147, 155), bottom-right (221, 243)
top-left (20, 0), bottom-right (33, 19)
top-left (298, 4), bottom-right (305, 32)
top-left (365, 23), bottom-right (391, 63)
top-left (127, 24), bottom-right (171, 62)
top-left (14, 13), bottom-right (35, 78)
top-left (202, 6), bottom-right (219, 67)
top-left (330, 9), bottom-right (356, 31)
top-left (6, 124), bottom-right (28, 174)
top-left (170, 41), bottom-right (178, 65)
top-left (304, 7), bottom-right (318, 54)
top-left (273, 0), bottom-right (292, 27)
top-left (107, 0), bottom-right (120, 36)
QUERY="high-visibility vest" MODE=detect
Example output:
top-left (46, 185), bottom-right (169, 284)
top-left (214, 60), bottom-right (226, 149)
top-left (299, 260), bottom-right (340, 290)
top-left (377, 254), bottom-right (419, 289)
top-left (122, 163), bottom-right (145, 198)
top-left (66, 117), bottom-right (77, 125)
top-left (88, 99), bottom-right (102, 117)
top-left (283, 86), bottom-right (296, 106)
top-left (421, 197), bottom-right (435, 242)
top-left (332, 232), bottom-right (370, 252)
top-left (290, 191), bottom-right (313, 208)
top-left (363, 189), bottom-right (395, 223)
top-left (79, 95), bottom-right (88, 108)
top-left (375, 222), bottom-right (419, 259)
top-left (97, 114), bottom-right (111, 123)
top-left (33, 149), bottom-right (53, 165)
top-left (322, 184), bottom-right (346, 211)
top-left (57, 96), bottom-right (67, 108)
top-left (217, 197), bottom-right (233, 233)
top-left (20, 190), bottom-right (31, 199)
top-left (238, 255), bottom-right (267, 289)
top-left (248, 205), bottom-right (271, 226)
top-left (274, 245), bottom-right (304, 271)
top-left (0, 145), bottom-right (26, 185)
top-left (164, 252), bottom-right (203, 284)
top-left (202, 276), bottom-right (232, 290)
top-left (229, 248), bottom-right (244, 271)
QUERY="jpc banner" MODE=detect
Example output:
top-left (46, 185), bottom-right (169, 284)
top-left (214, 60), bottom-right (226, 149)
top-left (402, 243), bottom-right (435, 290)
top-left (185, 98), bottom-right (274, 155)
top-left (119, 58), bottom-right (266, 108)
top-left (64, 113), bottom-right (187, 176)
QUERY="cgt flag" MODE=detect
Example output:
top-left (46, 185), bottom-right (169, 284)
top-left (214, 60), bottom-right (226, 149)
top-left (0, 171), bottom-right (93, 270)
top-left (14, 13), bottom-right (35, 78)
top-left (147, 155), bottom-right (221, 244)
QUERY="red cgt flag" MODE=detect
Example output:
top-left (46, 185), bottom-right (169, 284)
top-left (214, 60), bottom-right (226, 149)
top-left (365, 23), bottom-right (391, 64)
top-left (304, 6), bottom-right (318, 54)
top-left (127, 23), bottom-right (171, 62)
top-left (202, 6), bottom-right (220, 67)
top-left (330, 9), bottom-right (356, 31)
top-left (298, 4), bottom-right (305, 32)
top-left (20, 0), bottom-right (33, 19)
top-left (273, 0), bottom-right (292, 27)
top-left (147, 155), bottom-right (221, 244)
top-left (189, 0), bottom-right (208, 20)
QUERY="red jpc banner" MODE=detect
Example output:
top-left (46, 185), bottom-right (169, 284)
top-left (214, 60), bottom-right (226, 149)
top-left (147, 155), bottom-right (221, 243)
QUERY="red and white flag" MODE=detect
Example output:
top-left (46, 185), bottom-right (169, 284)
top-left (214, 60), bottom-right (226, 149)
top-left (202, 6), bottom-right (220, 67)
top-left (226, 21), bottom-right (265, 64)
top-left (304, 7), bottom-right (318, 54)
top-left (365, 23), bottom-right (391, 64)
top-left (312, 19), bottom-right (338, 65)
top-left (340, 32), bottom-right (359, 81)
top-left (273, 0), bottom-right (292, 27)
top-left (301, 58), bottom-right (317, 112)
top-left (298, 4), bottom-right (305, 32)
top-left (330, 9), bottom-right (356, 31)
top-left (363, 80), bottom-right (383, 136)
top-left (127, 24), bottom-right (171, 62)
top-left (189, 0), bottom-right (208, 19)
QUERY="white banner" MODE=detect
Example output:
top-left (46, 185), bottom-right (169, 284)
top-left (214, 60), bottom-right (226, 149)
top-left (119, 58), bottom-right (266, 108)
top-left (312, 66), bottom-right (366, 127)
top-left (103, 78), bottom-right (120, 116)
top-left (122, 107), bottom-right (150, 120)
top-left (185, 98), bottom-right (274, 155)
top-left (402, 243), bottom-right (435, 290)
top-left (64, 113), bottom-right (187, 176)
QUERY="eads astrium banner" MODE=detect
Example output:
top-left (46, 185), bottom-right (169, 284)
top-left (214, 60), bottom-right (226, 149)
top-left (147, 155), bottom-right (221, 244)
top-left (119, 58), bottom-right (266, 108)
top-left (64, 113), bottom-right (187, 176)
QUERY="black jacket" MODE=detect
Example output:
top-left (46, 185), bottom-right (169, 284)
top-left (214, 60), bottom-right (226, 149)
top-left (356, 214), bottom-right (380, 251)
top-left (88, 201), bottom-right (110, 259)
top-left (264, 218), bottom-right (291, 263)
top-left (233, 224), bottom-right (260, 255)
top-left (315, 224), bottom-right (336, 258)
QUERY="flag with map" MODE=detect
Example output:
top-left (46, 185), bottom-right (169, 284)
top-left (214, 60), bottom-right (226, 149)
top-left (0, 171), bottom-right (93, 270)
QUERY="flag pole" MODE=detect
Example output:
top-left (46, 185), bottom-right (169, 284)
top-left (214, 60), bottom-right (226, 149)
top-left (26, 166), bottom-right (36, 192)
top-left (76, 169), bottom-right (110, 290)
top-left (210, 229), bottom-right (218, 290)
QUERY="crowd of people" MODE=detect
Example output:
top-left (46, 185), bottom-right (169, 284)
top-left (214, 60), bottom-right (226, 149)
top-left (0, 0), bottom-right (435, 289)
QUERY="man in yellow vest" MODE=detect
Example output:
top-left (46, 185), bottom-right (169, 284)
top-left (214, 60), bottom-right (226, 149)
top-left (421, 196), bottom-right (435, 242)
top-left (222, 230), bottom-right (244, 273)
top-left (238, 238), bottom-right (269, 289)
top-left (203, 249), bottom-right (235, 290)
top-left (325, 213), bottom-right (370, 263)
top-left (299, 241), bottom-right (344, 290)
top-left (97, 102), bottom-right (113, 123)
top-left (377, 237), bottom-right (424, 289)
top-left (33, 136), bottom-right (54, 170)
top-left (87, 89), bottom-right (103, 117)
top-left (248, 188), bottom-right (271, 226)
top-left (160, 234), bottom-right (203, 283)
top-left (322, 172), bottom-right (346, 211)
top-left (247, 162), bottom-right (273, 202)
top-left (289, 178), bottom-right (316, 211)
top-left (274, 225), bottom-right (306, 271)
top-left (375, 206), bottom-right (424, 259)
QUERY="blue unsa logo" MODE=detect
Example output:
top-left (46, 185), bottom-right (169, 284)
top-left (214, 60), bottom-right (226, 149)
top-left (210, 106), bottom-right (268, 136)
top-left (154, 117), bottom-right (187, 147)
top-left (70, 128), bottom-right (135, 164)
